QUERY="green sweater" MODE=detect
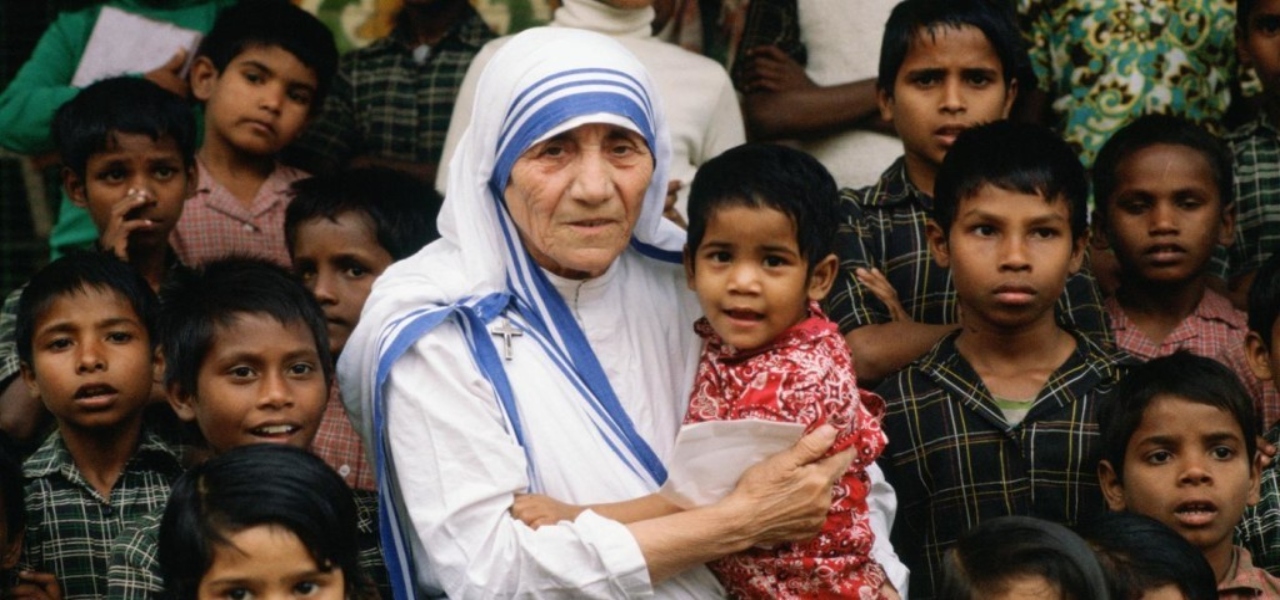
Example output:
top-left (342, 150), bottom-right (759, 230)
top-left (0, 0), bottom-right (235, 257)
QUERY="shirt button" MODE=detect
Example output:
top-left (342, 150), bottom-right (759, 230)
top-left (103, 506), bottom-right (115, 516)
top-left (338, 465), bottom-right (351, 477)
top-left (242, 223), bottom-right (255, 232)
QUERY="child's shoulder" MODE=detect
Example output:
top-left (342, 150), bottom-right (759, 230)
top-left (841, 157), bottom-right (920, 211)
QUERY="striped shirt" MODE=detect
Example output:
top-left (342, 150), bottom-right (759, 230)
top-left (22, 428), bottom-right (181, 599)
top-left (825, 158), bottom-right (1112, 346)
top-left (312, 385), bottom-right (374, 491)
top-left (876, 330), bottom-right (1131, 599)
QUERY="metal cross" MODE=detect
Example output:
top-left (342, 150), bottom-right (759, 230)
top-left (490, 318), bottom-right (523, 361)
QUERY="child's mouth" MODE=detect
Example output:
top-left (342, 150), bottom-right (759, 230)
top-left (250, 424), bottom-right (301, 438)
top-left (723, 308), bottom-right (764, 322)
top-left (1174, 501), bottom-right (1218, 527)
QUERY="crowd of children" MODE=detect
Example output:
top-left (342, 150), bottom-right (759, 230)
top-left (7, 0), bottom-right (1280, 598)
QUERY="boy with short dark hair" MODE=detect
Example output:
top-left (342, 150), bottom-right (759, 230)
top-left (0, 76), bottom-right (197, 454)
top-left (1097, 352), bottom-right (1280, 597)
top-left (16, 252), bottom-right (182, 599)
top-left (107, 258), bottom-right (390, 599)
top-left (1237, 251), bottom-right (1280, 574)
top-left (824, 0), bottom-right (1109, 386)
top-left (876, 120), bottom-right (1129, 599)
top-left (1213, 0), bottom-right (1280, 306)
top-left (170, 0), bottom-right (338, 268)
top-left (285, 166), bottom-right (441, 490)
top-left (1092, 114), bottom-right (1278, 429)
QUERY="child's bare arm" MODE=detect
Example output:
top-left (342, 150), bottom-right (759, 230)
top-left (511, 493), bottom-right (683, 529)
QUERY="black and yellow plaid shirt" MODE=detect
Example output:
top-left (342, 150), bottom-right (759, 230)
top-left (876, 330), bottom-right (1131, 599)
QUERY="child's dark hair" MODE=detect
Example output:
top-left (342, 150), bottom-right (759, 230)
top-left (878, 0), bottom-right (1021, 95)
top-left (938, 515), bottom-right (1111, 600)
top-left (932, 120), bottom-right (1088, 240)
top-left (195, 0), bottom-right (338, 101)
top-left (686, 143), bottom-right (840, 270)
top-left (52, 76), bottom-right (196, 179)
top-left (1248, 251), bottom-right (1280, 346)
top-left (158, 444), bottom-right (367, 600)
top-left (158, 257), bottom-right (332, 398)
top-left (0, 442), bottom-right (23, 550)
top-left (285, 167), bottom-right (442, 261)
top-left (1092, 115), bottom-right (1233, 216)
top-left (16, 251), bottom-right (159, 367)
top-left (1079, 512), bottom-right (1217, 600)
top-left (1099, 351), bottom-right (1258, 482)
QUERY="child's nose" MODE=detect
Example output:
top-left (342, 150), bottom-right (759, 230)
top-left (258, 372), bottom-right (295, 408)
top-left (76, 340), bottom-right (107, 373)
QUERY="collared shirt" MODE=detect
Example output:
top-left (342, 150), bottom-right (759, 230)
top-left (106, 488), bottom-right (390, 600)
top-left (312, 385), bottom-right (375, 491)
top-left (1238, 425), bottom-right (1280, 577)
top-left (824, 158), bottom-right (1112, 344)
top-left (876, 330), bottom-right (1130, 599)
top-left (1219, 546), bottom-right (1280, 599)
top-left (170, 160), bottom-right (307, 268)
top-left (1225, 114), bottom-right (1280, 280)
top-left (1017, 0), bottom-right (1236, 167)
top-left (0, 285), bottom-right (21, 388)
top-left (286, 9), bottom-right (495, 174)
top-left (1106, 290), bottom-right (1280, 429)
top-left (22, 428), bottom-right (182, 600)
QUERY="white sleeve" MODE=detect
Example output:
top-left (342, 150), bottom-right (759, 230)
top-left (384, 323), bottom-right (656, 599)
top-left (696, 73), bottom-right (746, 165)
top-left (866, 462), bottom-right (909, 598)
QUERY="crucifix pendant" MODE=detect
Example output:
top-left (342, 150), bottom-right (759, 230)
top-left (490, 318), bottom-right (523, 361)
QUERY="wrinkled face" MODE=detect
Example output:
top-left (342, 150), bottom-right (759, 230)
top-left (879, 25), bottom-right (1015, 192)
top-left (1100, 396), bottom-right (1259, 560)
top-left (685, 205), bottom-right (835, 351)
top-left (170, 314), bottom-right (328, 454)
top-left (1101, 144), bottom-right (1233, 288)
top-left (21, 288), bottom-right (156, 432)
top-left (191, 45), bottom-right (319, 158)
top-left (928, 185), bottom-right (1084, 333)
top-left (65, 132), bottom-right (194, 250)
top-left (291, 213), bottom-right (394, 356)
top-left (504, 123), bottom-right (653, 279)
top-left (198, 525), bottom-right (345, 600)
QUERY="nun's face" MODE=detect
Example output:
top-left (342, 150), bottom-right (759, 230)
top-left (504, 123), bottom-right (653, 279)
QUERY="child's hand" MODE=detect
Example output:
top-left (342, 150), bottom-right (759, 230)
top-left (663, 180), bottom-right (686, 229)
top-left (144, 48), bottom-right (191, 98)
top-left (9, 570), bottom-right (62, 600)
top-left (741, 45), bottom-right (816, 94)
top-left (98, 187), bottom-right (158, 261)
top-left (511, 493), bottom-right (585, 529)
top-left (1259, 436), bottom-right (1277, 468)
top-left (879, 581), bottom-right (901, 600)
top-left (856, 267), bottom-right (910, 323)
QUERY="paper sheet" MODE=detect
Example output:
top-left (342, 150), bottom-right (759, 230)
top-left (71, 7), bottom-right (203, 88)
top-left (658, 420), bottom-right (806, 509)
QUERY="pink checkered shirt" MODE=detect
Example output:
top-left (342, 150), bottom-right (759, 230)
top-left (1105, 290), bottom-right (1280, 429)
top-left (312, 385), bottom-right (374, 491)
top-left (1219, 546), bottom-right (1280, 599)
top-left (170, 160), bottom-right (307, 267)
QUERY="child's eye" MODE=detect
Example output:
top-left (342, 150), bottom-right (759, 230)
top-left (224, 588), bottom-right (252, 600)
top-left (910, 72), bottom-right (941, 87)
top-left (763, 255), bottom-right (787, 268)
top-left (1175, 195), bottom-right (1207, 210)
top-left (1210, 446), bottom-right (1236, 460)
top-left (1030, 227), bottom-right (1060, 240)
top-left (288, 89), bottom-right (313, 106)
top-left (288, 362), bottom-right (317, 377)
top-left (1146, 450), bottom-right (1173, 465)
top-left (228, 366), bottom-right (257, 379)
top-left (97, 168), bottom-right (128, 183)
top-left (707, 250), bottom-right (732, 263)
top-left (243, 70), bottom-right (263, 84)
top-left (342, 265), bottom-right (370, 279)
top-left (1116, 199), bottom-right (1150, 215)
top-left (1256, 15), bottom-right (1280, 34)
top-left (105, 331), bottom-right (134, 344)
top-left (965, 72), bottom-right (993, 87)
top-left (294, 580), bottom-right (319, 595)
top-left (971, 224), bottom-right (996, 237)
top-left (45, 337), bottom-right (73, 351)
top-left (152, 165), bottom-right (178, 180)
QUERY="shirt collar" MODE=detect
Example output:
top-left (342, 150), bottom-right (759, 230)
top-left (24, 426), bottom-right (181, 481)
top-left (389, 5), bottom-right (494, 52)
top-left (862, 157), bottom-right (934, 210)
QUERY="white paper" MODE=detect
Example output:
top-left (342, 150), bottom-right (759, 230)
top-left (658, 420), bottom-right (806, 509)
top-left (71, 7), bottom-right (203, 88)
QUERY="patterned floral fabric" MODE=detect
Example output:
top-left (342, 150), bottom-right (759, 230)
top-left (684, 304), bottom-right (888, 598)
top-left (1018, 0), bottom-right (1237, 166)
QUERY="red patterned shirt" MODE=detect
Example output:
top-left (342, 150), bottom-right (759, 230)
top-left (1105, 290), bottom-right (1280, 429)
top-left (312, 385), bottom-right (375, 491)
top-left (170, 160), bottom-right (306, 268)
top-left (685, 304), bottom-right (888, 598)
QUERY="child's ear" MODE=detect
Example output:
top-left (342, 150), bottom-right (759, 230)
top-left (1068, 233), bottom-right (1087, 275)
top-left (19, 362), bottom-right (40, 403)
top-left (183, 163), bottom-right (197, 198)
top-left (683, 244), bottom-right (695, 291)
top-left (1245, 331), bottom-right (1274, 382)
top-left (924, 219), bottom-right (950, 268)
top-left (1097, 459), bottom-right (1128, 512)
top-left (1000, 76), bottom-right (1019, 119)
top-left (1089, 210), bottom-right (1111, 251)
top-left (1219, 201), bottom-right (1237, 247)
top-left (152, 346), bottom-right (165, 387)
top-left (806, 254), bottom-right (839, 302)
top-left (167, 381), bottom-right (198, 423)
top-left (62, 167), bottom-right (87, 207)
top-left (876, 86), bottom-right (894, 123)
top-left (189, 56), bottom-right (219, 102)
top-left (1249, 446), bottom-right (1263, 507)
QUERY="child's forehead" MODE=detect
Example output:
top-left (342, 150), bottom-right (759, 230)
top-left (36, 285), bottom-right (141, 326)
top-left (956, 184), bottom-right (1072, 220)
top-left (1130, 394), bottom-right (1246, 441)
top-left (225, 44), bottom-right (319, 87)
top-left (295, 210), bottom-right (379, 241)
top-left (700, 203), bottom-right (800, 243)
top-left (904, 23), bottom-right (1003, 66)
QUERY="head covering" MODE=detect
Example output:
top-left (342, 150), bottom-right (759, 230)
top-left (337, 28), bottom-right (681, 598)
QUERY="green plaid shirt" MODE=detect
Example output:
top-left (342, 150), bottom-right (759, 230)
top-left (1223, 115), bottom-right (1280, 280)
top-left (22, 428), bottom-right (181, 600)
top-left (107, 485), bottom-right (390, 599)
top-left (1237, 424), bottom-right (1280, 576)
top-left (286, 8), bottom-right (496, 173)
top-left (0, 285), bottom-right (23, 388)
top-left (824, 159), bottom-right (1113, 346)
top-left (876, 331), bottom-right (1131, 599)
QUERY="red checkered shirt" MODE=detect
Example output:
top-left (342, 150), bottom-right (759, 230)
top-left (1105, 290), bottom-right (1280, 429)
top-left (312, 385), bottom-right (375, 491)
top-left (170, 160), bottom-right (306, 267)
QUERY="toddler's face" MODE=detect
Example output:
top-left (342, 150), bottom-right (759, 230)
top-left (198, 524), bottom-right (345, 600)
top-left (292, 212), bottom-right (394, 356)
top-left (684, 205), bottom-right (835, 351)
